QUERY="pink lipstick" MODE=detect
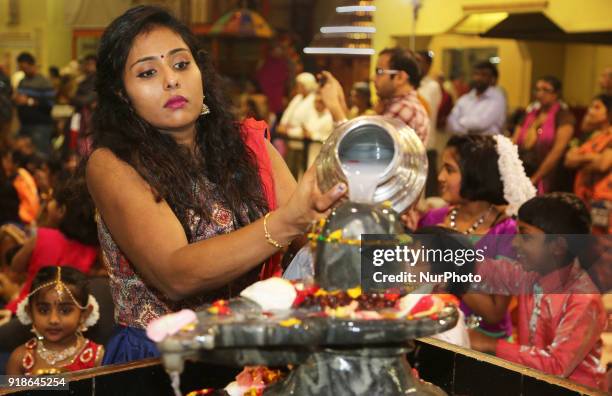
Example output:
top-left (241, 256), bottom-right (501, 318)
top-left (164, 95), bottom-right (188, 109)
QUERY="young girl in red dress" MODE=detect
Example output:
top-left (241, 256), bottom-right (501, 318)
top-left (6, 266), bottom-right (104, 375)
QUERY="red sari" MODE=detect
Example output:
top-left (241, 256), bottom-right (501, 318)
top-left (240, 118), bottom-right (282, 278)
top-left (573, 131), bottom-right (612, 234)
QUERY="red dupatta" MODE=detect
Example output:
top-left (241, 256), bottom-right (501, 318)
top-left (240, 118), bottom-right (283, 279)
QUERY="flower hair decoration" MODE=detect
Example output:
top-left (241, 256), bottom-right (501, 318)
top-left (493, 135), bottom-right (537, 216)
top-left (16, 267), bottom-right (100, 330)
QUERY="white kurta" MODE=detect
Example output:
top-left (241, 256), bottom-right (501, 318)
top-left (304, 109), bottom-right (334, 167)
top-left (418, 75), bottom-right (442, 149)
top-left (279, 92), bottom-right (317, 149)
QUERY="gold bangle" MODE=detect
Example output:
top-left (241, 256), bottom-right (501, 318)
top-left (264, 212), bottom-right (285, 249)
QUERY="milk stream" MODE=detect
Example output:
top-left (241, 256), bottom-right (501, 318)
top-left (341, 161), bottom-right (388, 203)
top-left (170, 371), bottom-right (182, 396)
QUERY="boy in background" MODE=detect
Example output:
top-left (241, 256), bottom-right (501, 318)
top-left (469, 193), bottom-right (606, 390)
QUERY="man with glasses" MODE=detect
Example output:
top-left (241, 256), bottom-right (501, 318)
top-left (320, 47), bottom-right (430, 145)
top-left (446, 61), bottom-right (506, 135)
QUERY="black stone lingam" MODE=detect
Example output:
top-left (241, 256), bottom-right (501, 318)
top-left (313, 201), bottom-right (415, 292)
top-left (314, 201), bottom-right (406, 291)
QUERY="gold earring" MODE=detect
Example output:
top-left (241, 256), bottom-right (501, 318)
top-left (201, 95), bottom-right (210, 116)
top-left (31, 326), bottom-right (44, 341)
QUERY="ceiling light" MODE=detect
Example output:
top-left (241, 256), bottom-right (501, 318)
top-left (336, 6), bottom-right (376, 13)
top-left (321, 26), bottom-right (376, 34)
top-left (303, 47), bottom-right (375, 55)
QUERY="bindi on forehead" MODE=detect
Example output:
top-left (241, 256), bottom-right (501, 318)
top-left (37, 290), bottom-right (68, 303)
top-left (128, 47), bottom-right (189, 70)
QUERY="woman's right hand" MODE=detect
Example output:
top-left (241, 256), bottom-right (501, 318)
top-left (276, 165), bottom-right (347, 237)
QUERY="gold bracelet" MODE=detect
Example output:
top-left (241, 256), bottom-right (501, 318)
top-left (264, 212), bottom-right (285, 249)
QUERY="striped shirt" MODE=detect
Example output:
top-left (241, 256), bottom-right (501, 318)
top-left (383, 90), bottom-right (430, 145)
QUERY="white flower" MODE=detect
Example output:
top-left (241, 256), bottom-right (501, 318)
top-left (16, 294), bottom-right (100, 330)
top-left (16, 298), bottom-right (32, 325)
top-left (493, 135), bottom-right (537, 216)
top-left (83, 295), bottom-right (100, 329)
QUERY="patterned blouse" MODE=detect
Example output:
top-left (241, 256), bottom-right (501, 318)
top-left (98, 178), bottom-right (262, 329)
top-left (97, 119), bottom-right (276, 329)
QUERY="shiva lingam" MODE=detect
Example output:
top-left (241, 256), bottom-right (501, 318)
top-left (154, 116), bottom-right (458, 396)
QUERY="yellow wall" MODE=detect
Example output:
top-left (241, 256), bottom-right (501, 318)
top-left (429, 34), bottom-right (530, 110)
top-left (45, 0), bottom-right (72, 72)
top-left (0, 0), bottom-right (72, 76)
top-left (546, 0), bottom-right (612, 32)
top-left (373, 0), bottom-right (612, 109)
top-left (524, 41), bottom-right (565, 83)
top-left (563, 44), bottom-right (612, 106)
top-left (373, 0), bottom-right (612, 47)
top-left (373, 0), bottom-right (462, 44)
top-left (393, 33), bottom-right (531, 109)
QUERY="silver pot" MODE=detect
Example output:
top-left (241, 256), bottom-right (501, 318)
top-left (315, 115), bottom-right (428, 213)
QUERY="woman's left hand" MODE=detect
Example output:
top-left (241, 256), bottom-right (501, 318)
top-left (275, 165), bottom-right (347, 236)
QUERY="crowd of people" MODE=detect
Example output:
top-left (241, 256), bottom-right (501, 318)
top-left (0, 4), bottom-right (609, 393)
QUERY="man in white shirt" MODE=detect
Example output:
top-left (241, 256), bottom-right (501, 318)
top-left (302, 93), bottom-right (333, 167)
top-left (277, 72), bottom-right (319, 176)
top-left (417, 51), bottom-right (443, 197)
top-left (416, 51), bottom-right (442, 148)
top-left (447, 61), bottom-right (506, 135)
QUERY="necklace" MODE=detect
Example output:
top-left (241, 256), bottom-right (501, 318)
top-left (36, 336), bottom-right (82, 366)
top-left (449, 205), bottom-right (495, 235)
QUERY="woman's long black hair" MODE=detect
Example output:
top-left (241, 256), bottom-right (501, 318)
top-left (89, 5), bottom-right (268, 239)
